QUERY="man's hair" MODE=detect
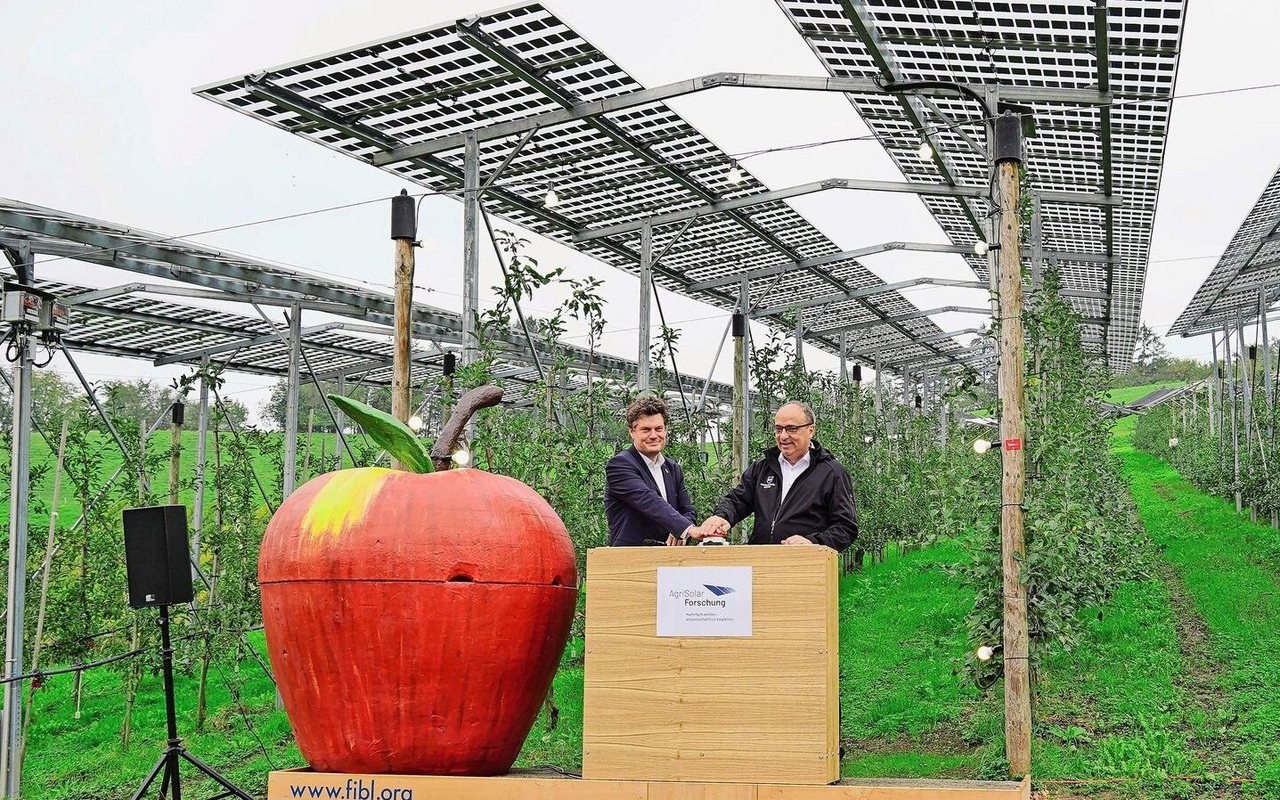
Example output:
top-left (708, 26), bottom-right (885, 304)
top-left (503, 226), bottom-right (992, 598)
top-left (779, 400), bottom-right (816, 425)
top-left (626, 395), bottom-right (670, 428)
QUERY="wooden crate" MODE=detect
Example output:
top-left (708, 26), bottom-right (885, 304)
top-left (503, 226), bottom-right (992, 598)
top-left (583, 545), bottom-right (839, 784)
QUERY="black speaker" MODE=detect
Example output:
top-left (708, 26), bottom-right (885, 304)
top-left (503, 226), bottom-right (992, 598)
top-left (123, 505), bottom-right (194, 609)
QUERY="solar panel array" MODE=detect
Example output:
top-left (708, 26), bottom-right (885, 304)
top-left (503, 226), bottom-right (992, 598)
top-left (776, 0), bottom-right (1186, 369)
top-left (0, 197), bottom-right (734, 401)
top-left (194, 2), bottom-right (981, 374)
top-left (1168, 165), bottom-right (1280, 337)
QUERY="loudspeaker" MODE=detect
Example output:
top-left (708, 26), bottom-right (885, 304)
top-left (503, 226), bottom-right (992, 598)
top-left (123, 505), bottom-right (194, 609)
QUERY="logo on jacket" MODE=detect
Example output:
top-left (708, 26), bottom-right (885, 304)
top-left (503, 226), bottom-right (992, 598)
top-left (760, 475), bottom-right (777, 490)
top-left (703, 584), bottom-right (737, 596)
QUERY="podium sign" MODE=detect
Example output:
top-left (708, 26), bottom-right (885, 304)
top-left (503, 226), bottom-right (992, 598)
top-left (584, 546), bottom-right (838, 785)
top-left (656, 565), bottom-right (753, 636)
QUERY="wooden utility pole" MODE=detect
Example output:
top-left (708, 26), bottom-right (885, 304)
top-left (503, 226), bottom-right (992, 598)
top-left (169, 402), bottom-right (183, 505)
top-left (391, 190), bottom-right (417, 468)
top-left (994, 111), bottom-right (1032, 778)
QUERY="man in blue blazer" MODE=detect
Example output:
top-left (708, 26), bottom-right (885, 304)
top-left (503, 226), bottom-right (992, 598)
top-left (605, 396), bottom-right (698, 546)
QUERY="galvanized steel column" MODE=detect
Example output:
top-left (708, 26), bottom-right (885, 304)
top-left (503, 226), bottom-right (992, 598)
top-left (282, 304), bottom-right (301, 500)
top-left (638, 220), bottom-right (653, 394)
top-left (1, 322), bottom-right (32, 798)
top-left (463, 132), bottom-right (480, 367)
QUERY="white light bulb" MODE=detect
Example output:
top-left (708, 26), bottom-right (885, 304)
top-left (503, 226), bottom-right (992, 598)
top-left (451, 448), bottom-right (472, 467)
top-left (977, 645), bottom-right (994, 662)
top-left (407, 415), bottom-right (424, 432)
top-left (916, 140), bottom-right (933, 161)
top-left (543, 187), bottom-right (560, 208)
top-left (973, 240), bottom-right (990, 257)
top-left (972, 438), bottom-right (992, 455)
top-left (727, 164), bottom-right (744, 184)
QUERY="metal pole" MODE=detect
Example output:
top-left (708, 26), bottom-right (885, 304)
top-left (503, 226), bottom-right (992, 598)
top-left (334, 373), bottom-right (346, 470)
top-left (1, 324), bottom-right (32, 798)
top-left (839, 332), bottom-right (848, 383)
top-left (994, 112), bottom-right (1032, 778)
top-left (283, 304), bottom-right (301, 500)
top-left (638, 220), bottom-right (653, 393)
top-left (463, 132), bottom-right (480, 367)
top-left (1233, 308), bottom-right (1244, 514)
top-left (1209, 332), bottom-right (1218, 440)
top-left (1030, 195), bottom-right (1043, 291)
top-left (874, 352), bottom-right (883, 417)
top-left (795, 313), bottom-right (805, 371)
top-left (1226, 324), bottom-right (1240, 512)
top-left (1263, 287), bottom-right (1275, 439)
top-left (191, 357), bottom-right (210, 571)
top-left (732, 305), bottom-right (747, 484)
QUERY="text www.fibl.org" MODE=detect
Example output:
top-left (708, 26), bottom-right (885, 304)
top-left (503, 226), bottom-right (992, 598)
top-left (288, 778), bottom-right (413, 799)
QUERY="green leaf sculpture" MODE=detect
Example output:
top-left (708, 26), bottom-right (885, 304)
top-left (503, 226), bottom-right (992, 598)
top-left (328, 394), bottom-right (434, 474)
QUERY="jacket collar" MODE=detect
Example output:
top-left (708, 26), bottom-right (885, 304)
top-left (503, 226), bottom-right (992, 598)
top-left (764, 439), bottom-right (830, 465)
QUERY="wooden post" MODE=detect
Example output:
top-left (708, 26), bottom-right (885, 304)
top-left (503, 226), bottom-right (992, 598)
top-left (391, 190), bottom-right (417, 469)
top-left (993, 112), bottom-right (1031, 778)
top-left (1226, 324), bottom-right (1241, 512)
top-left (169, 402), bottom-right (182, 505)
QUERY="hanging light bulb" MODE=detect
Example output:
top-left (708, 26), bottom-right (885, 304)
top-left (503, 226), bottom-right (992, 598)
top-left (543, 186), bottom-right (560, 208)
top-left (452, 448), bottom-right (473, 467)
top-left (727, 161), bottom-right (744, 185)
top-left (972, 438), bottom-right (992, 455)
top-left (916, 139), bottom-right (933, 161)
top-left (976, 645), bottom-right (995, 662)
top-left (973, 240), bottom-right (990, 257)
top-left (407, 414), bottom-right (424, 433)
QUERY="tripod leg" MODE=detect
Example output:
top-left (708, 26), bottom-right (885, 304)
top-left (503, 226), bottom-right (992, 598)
top-left (178, 749), bottom-right (254, 800)
top-left (129, 751), bottom-right (170, 800)
top-left (168, 746), bottom-right (182, 800)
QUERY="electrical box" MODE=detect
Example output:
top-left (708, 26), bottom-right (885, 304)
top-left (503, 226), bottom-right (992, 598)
top-left (2, 288), bottom-right (42, 325)
top-left (37, 298), bottom-right (71, 334)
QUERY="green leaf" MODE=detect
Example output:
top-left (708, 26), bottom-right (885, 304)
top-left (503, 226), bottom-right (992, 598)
top-left (328, 395), bottom-right (434, 473)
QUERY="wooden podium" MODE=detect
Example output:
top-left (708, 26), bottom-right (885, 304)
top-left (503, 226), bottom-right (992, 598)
top-left (583, 545), bottom-right (839, 785)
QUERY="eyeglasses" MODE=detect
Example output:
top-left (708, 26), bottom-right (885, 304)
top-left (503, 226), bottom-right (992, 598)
top-left (773, 423), bottom-right (814, 435)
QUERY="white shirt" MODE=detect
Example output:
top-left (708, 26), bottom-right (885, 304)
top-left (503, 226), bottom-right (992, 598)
top-left (777, 448), bottom-right (811, 508)
top-left (642, 452), bottom-right (668, 501)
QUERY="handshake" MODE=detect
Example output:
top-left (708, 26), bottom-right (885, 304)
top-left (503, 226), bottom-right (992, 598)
top-left (668, 517), bottom-right (814, 546)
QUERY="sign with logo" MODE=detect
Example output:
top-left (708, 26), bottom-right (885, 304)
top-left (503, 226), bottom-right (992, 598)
top-left (656, 566), bottom-right (753, 637)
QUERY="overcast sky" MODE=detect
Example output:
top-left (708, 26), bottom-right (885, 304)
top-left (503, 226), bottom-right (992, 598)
top-left (4, 0), bottom-right (1279, 422)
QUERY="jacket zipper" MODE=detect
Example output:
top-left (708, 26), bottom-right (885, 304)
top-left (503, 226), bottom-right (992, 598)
top-left (773, 459), bottom-right (820, 542)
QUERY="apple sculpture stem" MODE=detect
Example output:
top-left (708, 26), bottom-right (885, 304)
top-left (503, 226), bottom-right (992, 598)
top-left (260, 384), bottom-right (578, 776)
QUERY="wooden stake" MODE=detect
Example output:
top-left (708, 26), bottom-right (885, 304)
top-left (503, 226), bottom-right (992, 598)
top-left (994, 113), bottom-right (1032, 778)
top-left (169, 406), bottom-right (182, 505)
top-left (391, 190), bottom-right (418, 469)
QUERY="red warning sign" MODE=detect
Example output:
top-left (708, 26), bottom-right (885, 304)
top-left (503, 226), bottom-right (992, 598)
top-left (1004, 438), bottom-right (1022, 451)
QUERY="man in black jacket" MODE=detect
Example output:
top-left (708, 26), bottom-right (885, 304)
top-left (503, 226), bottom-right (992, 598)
top-left (698, 401), bottom-right (855, 551)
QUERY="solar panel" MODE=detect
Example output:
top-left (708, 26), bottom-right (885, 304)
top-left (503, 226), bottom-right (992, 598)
top-left (193, 2), bottom-right (980, 373)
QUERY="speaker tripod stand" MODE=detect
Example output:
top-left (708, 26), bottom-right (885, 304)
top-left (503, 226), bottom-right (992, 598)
top-left (130, 605), bottom-right (253, 800)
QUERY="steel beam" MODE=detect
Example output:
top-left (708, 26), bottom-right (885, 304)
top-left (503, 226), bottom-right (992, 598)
top-left (370, 71), bottom-right (1109, 165)
top-left (809, 305), bottom-right (991, 337)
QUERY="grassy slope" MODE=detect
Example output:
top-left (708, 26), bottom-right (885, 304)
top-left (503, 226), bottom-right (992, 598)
top-left (1115, 421), bottom-right (1280, 794)
top-left (1103, 382), bottom-right (1185, 406)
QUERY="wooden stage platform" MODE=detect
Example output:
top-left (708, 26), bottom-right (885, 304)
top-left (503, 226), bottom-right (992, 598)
top-left (266, 768), bottom-right (1030, 799)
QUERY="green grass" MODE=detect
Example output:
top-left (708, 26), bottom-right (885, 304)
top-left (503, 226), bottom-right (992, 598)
top-left (1104, 382), bottom-right (1184, 406)
top-left (837, 542), bottom-right (983, 778)
top-left (1117, 429), bottom-right (1280, 793)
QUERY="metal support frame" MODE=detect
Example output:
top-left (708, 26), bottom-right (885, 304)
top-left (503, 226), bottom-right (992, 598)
top-left (576, 181), bottom-right (1118, 243)
top-left (1, 324), bottom-right (32, 798)
top-left (369, 71), bottom-right (1110, 165)
top-left (462, 132), bottom-right (480, 366)
top-left (1226, 323), bottom-right (1241, 511)
top-left (638, 220), bottom-right (653, 393)
top-left (794, 314), bottom-right (805, 370)
top-left (808, 305), bottom-right (991, 338)
top-left (282, 304), bottom-right (302, 500)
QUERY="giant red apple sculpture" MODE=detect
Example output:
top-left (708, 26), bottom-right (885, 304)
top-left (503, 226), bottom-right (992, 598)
top-left (259, 387), bottom-right (577, 775)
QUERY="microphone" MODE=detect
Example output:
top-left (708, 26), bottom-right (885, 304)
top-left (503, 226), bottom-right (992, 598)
top-left (641, 538), bottom-right (668, 547)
